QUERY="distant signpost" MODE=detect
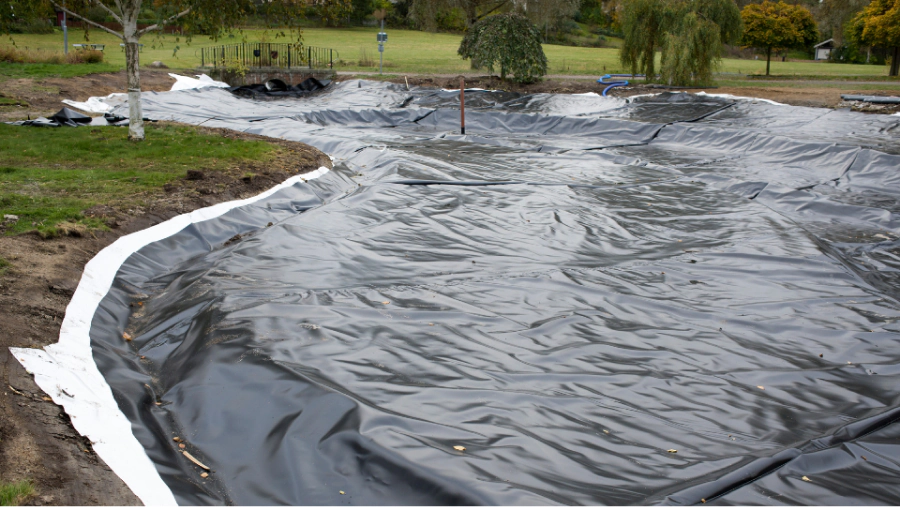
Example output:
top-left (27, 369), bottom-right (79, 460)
top-left (375, 9), bottom-right (387, 74)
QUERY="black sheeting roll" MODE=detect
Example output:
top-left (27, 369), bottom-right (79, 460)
top-left (93, 82), bottom-right (900, 505)
top-left (230, 77), bottom-right (332, 99)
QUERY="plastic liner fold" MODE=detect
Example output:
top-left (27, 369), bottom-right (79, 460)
top-left (31, 80), bottom-right (900, 505)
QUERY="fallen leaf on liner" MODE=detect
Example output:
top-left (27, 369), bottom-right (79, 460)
top-left (757, 386), bottom-right (765, 390)
top-left (453, 445), bottom-right (466, 451)
top-left (339, 491), bottom-right (345, 495)
top-left (382, 301), bottom-right (390, 305)
top-left (667, 449), bottom-right (677, 453)
top-left (200, 472), bottom-right (209, 478)
top-left (123, 332), bottom-right (132, 341)
top-left (801, 476), bottom-right (811, 482)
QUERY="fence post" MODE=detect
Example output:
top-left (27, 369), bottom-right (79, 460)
top-left (308, 47), bottom-right (312, 70)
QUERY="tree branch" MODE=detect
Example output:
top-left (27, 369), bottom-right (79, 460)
top-left (476, 0), bottom-right (509, 21)
top-left (91, 0), bottom-right (123, 25)
top-left (50, 1), bottom-right (124, 39)
top-left (137, 8), bottom-right (191, 36)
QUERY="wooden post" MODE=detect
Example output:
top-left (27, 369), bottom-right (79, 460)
top-left (460, 77), bottom-right (465, 135)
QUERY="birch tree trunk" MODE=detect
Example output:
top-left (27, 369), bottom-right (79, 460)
top-left (123, 8), bottom-right (144, 141)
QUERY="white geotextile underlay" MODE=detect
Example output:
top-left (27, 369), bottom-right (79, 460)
top-left (694, 91), bottom-right (787, 106)
top-left (62, 74), bottom-right (228, 113)
top-left (10, 166), bottom-right (330, 506)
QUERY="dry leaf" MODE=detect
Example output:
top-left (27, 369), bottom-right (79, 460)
top-left (667, 449), bottom-right (677, 453)
top-left (182, 450), bottom-right (210, 470)
top-left (603, 430), bottom-right (609, 434)
top-left (173, 437), bottom-right (182, 442)
top-left (757, 386), bottom-right (765, 390)
top-left (801, 476), bottom-right (811, 482)
top-left (382, 301), bottom-right (390, 305)
top-left (179, 443), bottom-right (186, 449)
top-left (123, 332), bottom-right (132, 341)
top-left (453, 445), bottom-right (466, 451)
top-left (200, 472), bottom-right (209, 479)
top-left (339, 491), bottom-right (345, 495)
top-left (701, 499), bottom-right (706, 504)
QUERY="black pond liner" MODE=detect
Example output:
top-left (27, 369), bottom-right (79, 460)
top-left (96, 82), bottom-right (900, 504)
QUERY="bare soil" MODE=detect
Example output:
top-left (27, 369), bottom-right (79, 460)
top-left (0, 69), bottom-right (179, 122)
top-left (0, 126), bottom-right (330, 505)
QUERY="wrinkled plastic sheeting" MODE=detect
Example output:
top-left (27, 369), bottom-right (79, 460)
top-left (167, 73), bottom-right (229, 91)
top-left (5, 107), bottom-right (107, 127)
top-left (92, 80), bottom-right (900, 505)
top-left (63, 92), bottom-right (128, 114)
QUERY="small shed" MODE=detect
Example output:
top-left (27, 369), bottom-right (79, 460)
top-left (814, 39), bottom-right (834, 61)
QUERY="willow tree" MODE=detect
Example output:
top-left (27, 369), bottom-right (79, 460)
top-left (741, 1), bottom-right (818, 76)
top-left (620, 0), bottom-right (741, 86)
top-left (847, 0), bottom-right (900, 76)
top-left (2, 0), bottom-right (304, 141)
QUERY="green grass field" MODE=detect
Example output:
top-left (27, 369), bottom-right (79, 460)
top-left (3, 27), bottom-right (897, 78)
top-left (0, 122), bottom-right (283, 237)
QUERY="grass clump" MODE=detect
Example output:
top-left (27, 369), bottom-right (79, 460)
top-left (0, 480), bottom-right (35, 506)
top-left (0, 46), bottom-right (103, 64)
top-left (0, 122), bottom-right (282, 236)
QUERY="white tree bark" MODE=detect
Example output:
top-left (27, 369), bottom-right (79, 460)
top-left (51, 0), bottom-right (194, 141)
top-left (122, 4), bottom-right (144, 141)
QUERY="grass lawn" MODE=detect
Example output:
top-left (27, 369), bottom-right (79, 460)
top-left (0, 61), bottom-right (120, 80)
top-left (0, 481), bottom-right (34, 506)
top-left (3, 28), bottom-right (897, 78)
top-left (0, 122), bottom-right (287, 237)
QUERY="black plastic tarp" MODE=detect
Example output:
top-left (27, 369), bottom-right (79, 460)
top-left (93, 82), bottom-right (900, 505)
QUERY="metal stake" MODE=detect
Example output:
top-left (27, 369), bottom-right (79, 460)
top-left (460, 77), bottom-right (465, 135)
top-left (62, 9), bottom-right (68, 55)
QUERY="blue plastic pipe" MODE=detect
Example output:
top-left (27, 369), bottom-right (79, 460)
top-left (597, 74), bottom-right (644, 96)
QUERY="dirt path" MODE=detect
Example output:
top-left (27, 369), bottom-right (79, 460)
top-left (0, 127), bottom-right (330, 505)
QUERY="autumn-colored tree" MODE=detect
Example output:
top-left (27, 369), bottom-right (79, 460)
top-left (620, 0), bottom-right (741, 86)
top-left (741, 1), bottom-right (818, 76)
top-left (2, 0), bottom-right (304, 141)
top-left (846, 0), bottom-right (900, 76)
